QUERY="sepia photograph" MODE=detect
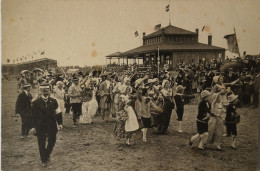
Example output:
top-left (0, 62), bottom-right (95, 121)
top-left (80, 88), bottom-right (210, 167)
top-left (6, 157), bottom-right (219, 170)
top-left (1, 0), bottom-right (260, 170)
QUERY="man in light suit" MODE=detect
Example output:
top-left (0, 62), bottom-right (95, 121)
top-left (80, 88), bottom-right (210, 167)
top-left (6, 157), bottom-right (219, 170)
top-left (68, 77), bottom-right (82, 127)
top-left (15, 84), bottom-right (33, 139)
top-left (30, 83), bottom-right (59, 167)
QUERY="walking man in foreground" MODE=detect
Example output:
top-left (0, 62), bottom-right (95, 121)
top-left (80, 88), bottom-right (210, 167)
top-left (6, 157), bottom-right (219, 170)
top-left (30, 83), bottom-right (59, 167)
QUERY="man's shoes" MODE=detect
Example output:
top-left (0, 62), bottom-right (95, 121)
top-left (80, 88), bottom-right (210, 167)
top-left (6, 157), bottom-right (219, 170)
top-left (42, 162), bottom-right (47, 167)
top-left (216, 147), bottom-right (223, 151)
top-left (47, 156), bottom-right (51, 163)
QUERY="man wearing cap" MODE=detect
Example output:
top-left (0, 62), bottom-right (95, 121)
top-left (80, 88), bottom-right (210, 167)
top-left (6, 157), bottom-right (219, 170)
top-left (30, 83), bottom-right (59, 167)
top-left (68, 77), bottom-right (82, 127)
top-left (15, 84), bottom-right (33, 139)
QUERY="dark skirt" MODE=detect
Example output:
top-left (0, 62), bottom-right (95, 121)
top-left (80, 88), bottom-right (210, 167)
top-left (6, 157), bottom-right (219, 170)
top-left (197, 120), bottom-right (208, 135)
top-left (141, 117), bottom-right (152, 128)
top-left (226, 123), bottom-right (237, 136)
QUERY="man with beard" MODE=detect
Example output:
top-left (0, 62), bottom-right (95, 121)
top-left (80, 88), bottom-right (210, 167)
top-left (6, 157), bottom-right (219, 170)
top-left (30, 83), bottom-right (59, 167)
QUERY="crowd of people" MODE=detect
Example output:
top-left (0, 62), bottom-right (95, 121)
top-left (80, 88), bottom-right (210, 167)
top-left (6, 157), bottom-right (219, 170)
top-left (14, 61), bottom-right (260, 167)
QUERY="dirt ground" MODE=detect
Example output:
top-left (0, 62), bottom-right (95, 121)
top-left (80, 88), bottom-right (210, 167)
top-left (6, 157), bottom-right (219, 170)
top-left (1, 80), bottom-right (259, 171)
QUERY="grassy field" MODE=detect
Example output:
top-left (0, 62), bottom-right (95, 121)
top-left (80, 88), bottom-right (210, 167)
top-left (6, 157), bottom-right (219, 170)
top-left (1, 80), bottom-right (258, 171)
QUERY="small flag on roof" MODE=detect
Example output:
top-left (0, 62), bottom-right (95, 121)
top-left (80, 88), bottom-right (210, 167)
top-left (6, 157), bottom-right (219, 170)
top-left (202, 26), bottom-right (205, 31)
top-left (165, 5), bottom-right (170, 12)
top-left (134, 31), bottom-right (139, 37)
top-left (154, 24), bottom-right (161, 31)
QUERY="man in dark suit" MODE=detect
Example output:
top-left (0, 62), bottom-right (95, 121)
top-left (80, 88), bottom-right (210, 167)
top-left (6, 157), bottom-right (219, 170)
top-left (15, 84), bottom-right (33, 139)
top-left (30, 83), bottom-right (59, 167)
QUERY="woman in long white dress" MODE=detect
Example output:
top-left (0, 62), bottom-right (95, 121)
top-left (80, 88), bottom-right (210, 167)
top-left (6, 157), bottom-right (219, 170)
top-left (79, 79), bottom-right (98, 124)
top-left (53, 81), bottom-right (66, 127)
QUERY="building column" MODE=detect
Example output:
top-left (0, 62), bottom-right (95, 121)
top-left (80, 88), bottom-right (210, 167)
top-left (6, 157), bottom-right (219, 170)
top-left (127, 57), bottom-right (128, 66)
top-left (110, 58), bottom-right (111, 65)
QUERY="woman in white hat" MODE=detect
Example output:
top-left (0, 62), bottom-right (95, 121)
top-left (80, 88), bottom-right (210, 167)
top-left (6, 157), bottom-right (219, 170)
top-left (225, 94), bottom-right (239, 149)
top-left (157, 80), bottom-right (174, 134)
top-left (114, 95), bottom-right (139, 145)
top-left (52, 81), bottom-right (66, 127)
top-left (207, 87), bottom-right (228, 151)
top-left (189, 90), bottom-right (212, 149)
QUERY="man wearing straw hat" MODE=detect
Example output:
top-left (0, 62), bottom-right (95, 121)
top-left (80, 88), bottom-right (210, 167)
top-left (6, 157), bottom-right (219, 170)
top-left (15, 84), bottom-right (33, 139)
top-left (30, 83), bottom-right (59, 167)
top-left (68, 77), bottom-right (82, 127)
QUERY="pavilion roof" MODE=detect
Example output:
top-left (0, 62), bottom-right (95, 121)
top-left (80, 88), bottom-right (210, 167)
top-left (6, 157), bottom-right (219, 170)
top-left (144, 25), bottom-right (196, 38)
top-left (121, 43), bottom-right (225, 56)
top-left (106, 51), bottom-right (122, 58)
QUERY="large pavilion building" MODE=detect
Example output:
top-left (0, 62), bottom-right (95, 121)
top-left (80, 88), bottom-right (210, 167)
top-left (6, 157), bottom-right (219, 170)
top-left (107, 25), bottom-right (225, 71)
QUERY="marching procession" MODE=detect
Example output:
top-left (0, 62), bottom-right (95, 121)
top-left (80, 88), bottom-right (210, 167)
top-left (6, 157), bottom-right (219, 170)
top-left (14, 58), bottom-right (260, 167)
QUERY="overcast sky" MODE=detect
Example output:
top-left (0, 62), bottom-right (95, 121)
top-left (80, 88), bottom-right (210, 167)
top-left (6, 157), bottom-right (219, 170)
top-left (2, 0), bottom-right (260, 66)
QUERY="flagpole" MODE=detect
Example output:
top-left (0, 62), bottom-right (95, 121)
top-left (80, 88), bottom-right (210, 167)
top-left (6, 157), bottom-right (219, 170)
top-left (158, 44), bottom-right (160, 75)
top-left (234, 27), bottom-right (241, 58)
top-left (169, 0), bottom-right (171, 25)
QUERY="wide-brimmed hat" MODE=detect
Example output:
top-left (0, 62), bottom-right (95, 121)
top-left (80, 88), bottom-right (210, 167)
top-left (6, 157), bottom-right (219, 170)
top-left (213, 76), bottom-right (220, 83)
top-left (148, 79), bottom-right (156, 84)
top-left (56, 81), bottom-right (64, 86)
top-left (135, 78), bottom-right (144, 88)
top-left (72, 77), bottom-right (79, 81)
top-left (22, 84), bottom-right (31, 89)
top-left (228, 94), bottom-right (238, 103)
top-left (201, 90), bottom-right (212, 99)
top-left (39, 83), bottom-right (50, 89)
top-left (176, 85), bottom-right (184, 93)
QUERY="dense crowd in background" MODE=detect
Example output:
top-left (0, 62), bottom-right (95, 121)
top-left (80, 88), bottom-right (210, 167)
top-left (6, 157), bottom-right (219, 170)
top-left (13, 58), bottom-right (260, 166)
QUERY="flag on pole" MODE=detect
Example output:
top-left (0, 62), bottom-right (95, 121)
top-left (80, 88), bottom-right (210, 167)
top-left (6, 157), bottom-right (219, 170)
top-left (41, 51), bottom-right (45, 55)
top-left (202, 26), bottom-right (205, 31)
top-left (165, 5), bottom-right (170, 12)
top-left (134, 31), bottom-right (139, 37)
top-left (224, 34), bottom-right (239, 54)
top-left (154, 24), bottom-right (161, 31)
